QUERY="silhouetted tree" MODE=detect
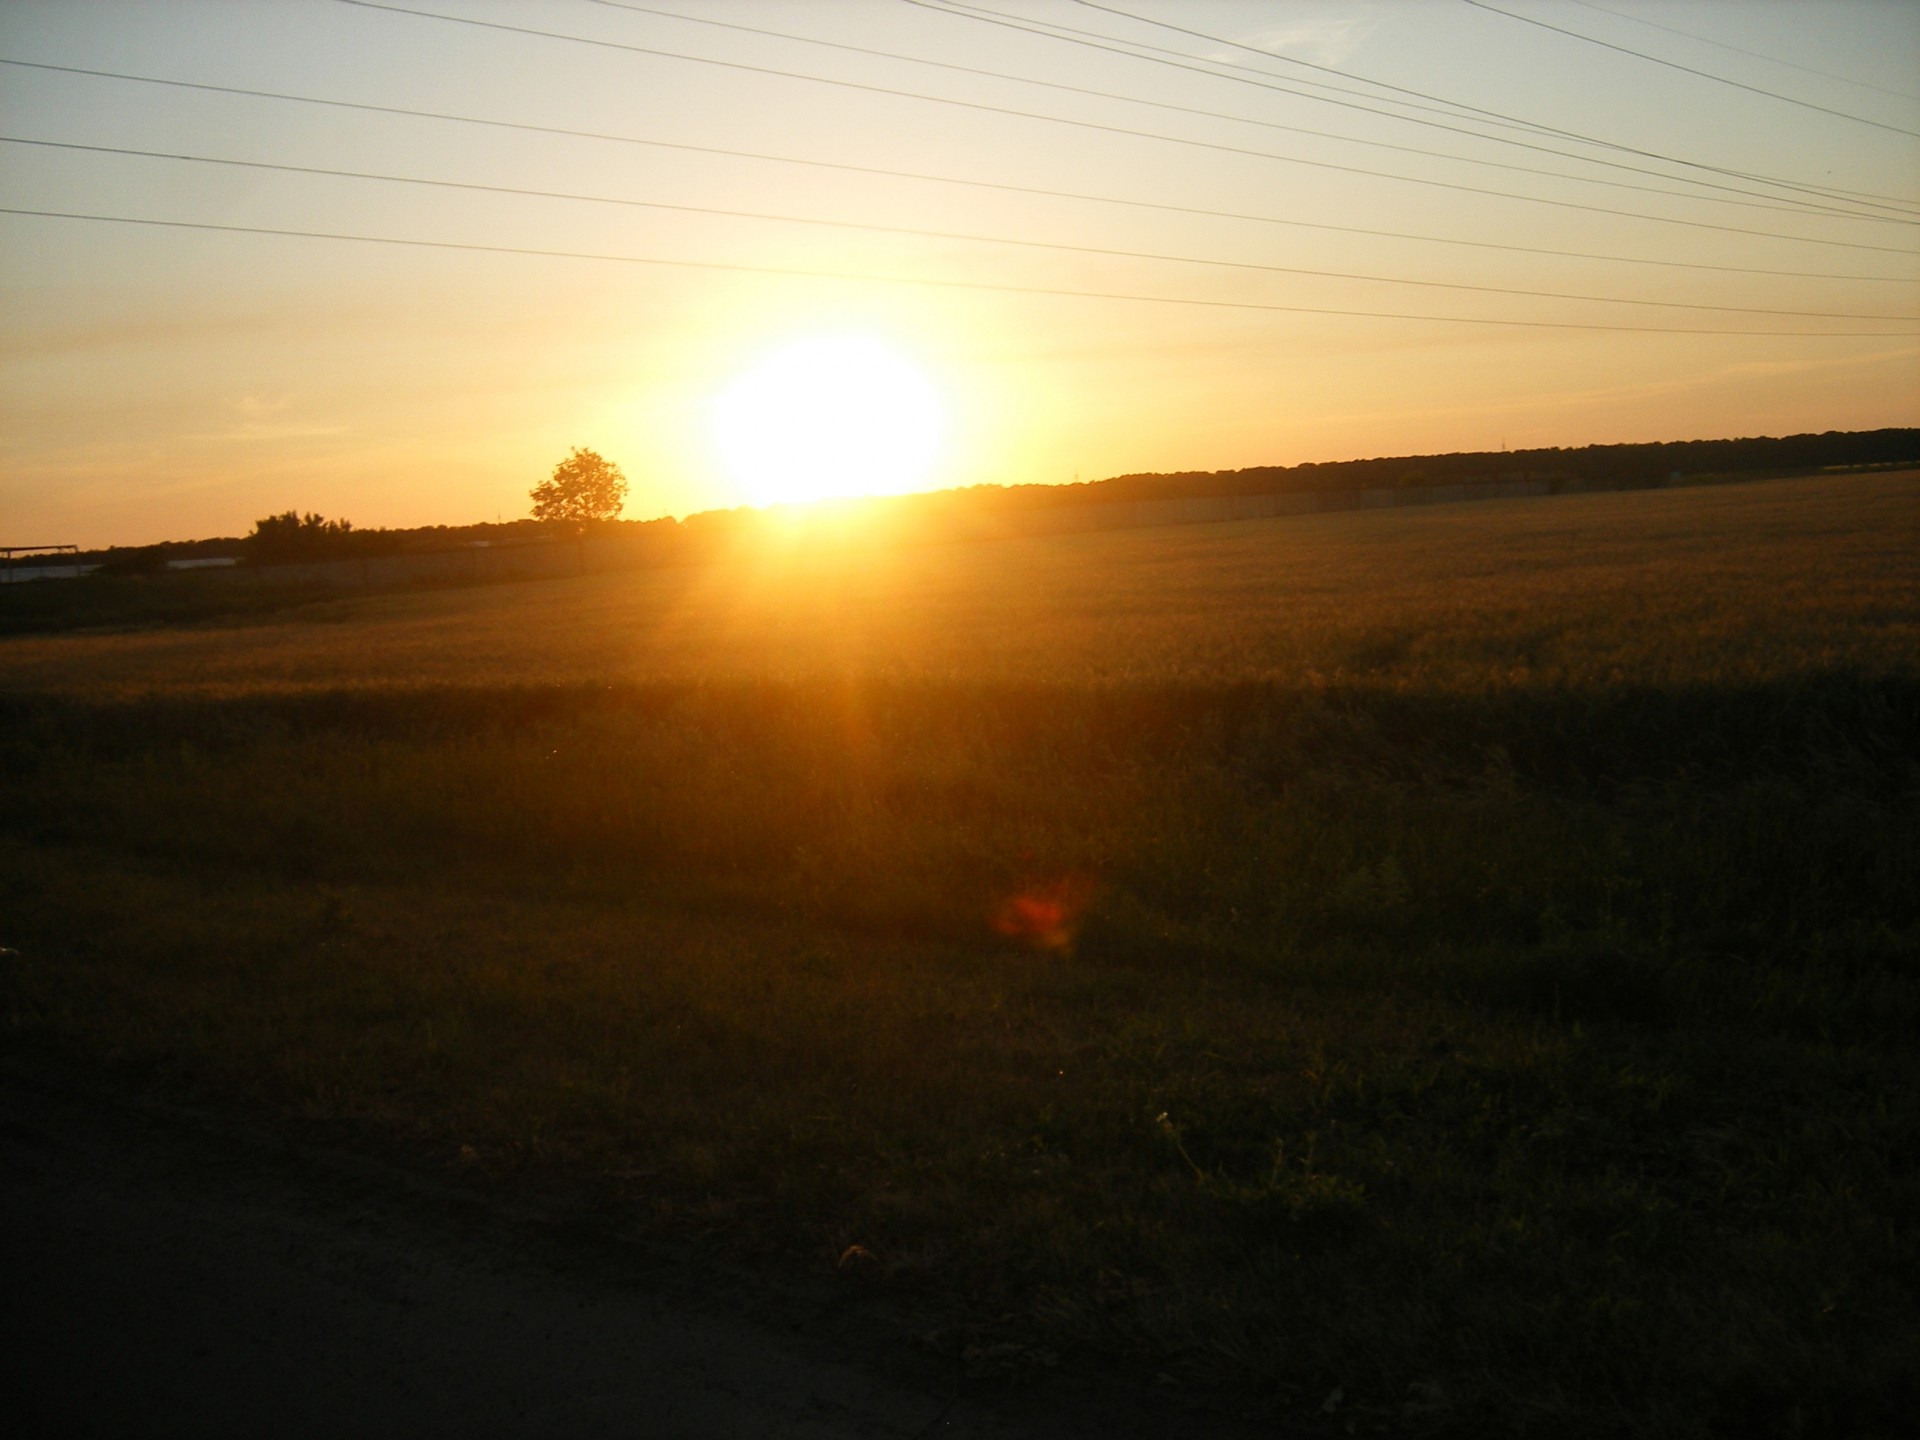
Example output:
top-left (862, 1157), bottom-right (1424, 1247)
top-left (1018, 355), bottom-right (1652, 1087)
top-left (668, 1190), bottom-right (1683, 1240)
top-left (245, 511), bottom-right (355, 564)
top-left (532, 447), bottom-right (627, 532)
top-left (93, 545), bottom-right (169, 578)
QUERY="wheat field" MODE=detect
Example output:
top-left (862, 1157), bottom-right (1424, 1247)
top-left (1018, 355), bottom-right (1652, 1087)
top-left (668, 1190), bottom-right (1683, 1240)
top-left (3, 471), bottom-right (1912, 698)
top-left (3, 470), bottom-right (1915, 1438)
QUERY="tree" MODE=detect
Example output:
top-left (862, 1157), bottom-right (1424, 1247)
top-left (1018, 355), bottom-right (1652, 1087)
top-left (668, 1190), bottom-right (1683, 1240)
top-left (245, 510), bottom-right (354, 564)
top-left (93, 544), bottom-right (169, 578)
top-left (532, 447), bottom-right (627, 531)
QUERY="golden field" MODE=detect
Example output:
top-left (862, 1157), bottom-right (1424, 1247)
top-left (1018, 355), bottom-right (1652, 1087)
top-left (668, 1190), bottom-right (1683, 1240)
top-left (3, 470), bottom-right (1913, 697)
top-left (3, 470), bottom-right (1915, 1438)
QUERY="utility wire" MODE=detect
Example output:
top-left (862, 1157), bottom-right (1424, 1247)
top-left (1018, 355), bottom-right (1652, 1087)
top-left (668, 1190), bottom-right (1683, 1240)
top-left (933, 0), bottom-right (1618, 151)
top-left (585, 0), bottom-right (1899, 225)
top-left (955, 0), bottom-right (1920, 216)
top-left (1066, 0), bottom-right (1920, 214)
top-left (925, 0), bottom-right (1920, 223)
top-left (332, 0), bottom-right (1920, 256)
top-left (1460, 0), bottom-right (1920, 138)
top-left (14, 134), bottom-right (1911, 323)
top-left (953, 0), bottom-right (1648, 152)
top-left (900, 0), bottom-right (1918, 221)
top-left (5, 205), bottom-right (1912, 336)
top-left (1563, 0), bottom-right (1920, 103)
top-left (5, 57), bottom-right (1912, 286)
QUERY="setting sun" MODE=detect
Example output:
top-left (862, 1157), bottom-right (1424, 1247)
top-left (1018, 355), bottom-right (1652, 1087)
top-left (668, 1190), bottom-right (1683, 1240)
top-left (709, 334), bottom-right (946, 508)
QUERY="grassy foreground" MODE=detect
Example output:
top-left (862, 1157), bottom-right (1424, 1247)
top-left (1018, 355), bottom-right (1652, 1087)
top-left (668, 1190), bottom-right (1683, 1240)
top-left (3, 474), bottom-right (1917, 1436)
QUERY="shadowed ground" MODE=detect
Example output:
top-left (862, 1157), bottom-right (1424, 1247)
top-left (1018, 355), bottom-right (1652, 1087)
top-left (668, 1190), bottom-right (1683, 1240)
top-left (0, 1060), bottom-right (1271, 1440)
top-left (4, 472), bottom-right (1913, 1436)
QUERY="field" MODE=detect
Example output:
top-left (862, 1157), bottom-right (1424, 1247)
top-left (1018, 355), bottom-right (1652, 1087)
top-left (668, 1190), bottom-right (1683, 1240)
top-left (3, 472), bottom-right (1916, 1437)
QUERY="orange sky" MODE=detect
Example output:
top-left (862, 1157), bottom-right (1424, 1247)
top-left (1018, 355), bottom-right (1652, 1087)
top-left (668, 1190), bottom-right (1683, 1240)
top-left (3, 0), bottom-right (1917, 547)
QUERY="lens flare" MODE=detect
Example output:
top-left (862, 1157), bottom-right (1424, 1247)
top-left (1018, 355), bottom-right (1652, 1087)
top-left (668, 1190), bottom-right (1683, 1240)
top-left (992, 875), bottom-right (1096, 952)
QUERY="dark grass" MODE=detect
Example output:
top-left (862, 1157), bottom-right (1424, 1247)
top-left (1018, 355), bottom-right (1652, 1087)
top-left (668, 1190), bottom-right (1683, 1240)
top-left (3, 666), bottom-right (1917, 1437)
top-left (4, 475), bottom-right (1917, 1435)
top-left (0, 571), bottom-right (352, 636)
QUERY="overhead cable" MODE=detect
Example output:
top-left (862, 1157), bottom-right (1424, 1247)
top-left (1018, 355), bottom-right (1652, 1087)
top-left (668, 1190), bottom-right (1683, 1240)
top-left (583, 0), bottom-right (1901, 224)
top-left (6, 206), bottom-right (1914, 337)
top-left (13, 135), bottom-right (1912, 323)
top-left (956, 0), bottom-right (1920, 215)
top-left (4, 58), bottom-right (1911, 285)
top-left (1065, 0), bottom-right (1920, 214)
top-left (1563, 0), bottom-right (1920, 103)
top-left (329, 1), bottom-right (1920, 255)
top-left (929, 0), bottom-right (1625, 150)
top-left (1461, 0), bottom-right (1920, 137)
top-left (902, 0), bottom-right (1918, 220)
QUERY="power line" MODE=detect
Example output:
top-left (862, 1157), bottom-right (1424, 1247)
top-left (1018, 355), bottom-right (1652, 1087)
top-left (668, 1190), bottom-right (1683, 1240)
top-left (6, 205), bottom-right (1913, 336)
top-left (933, 0), bottom-right (1615, 150)
top-left (14, 134), bottom-right (1912, 323)
top-left (1563, 0), bottom-right (1920, 103)
top-left (922, 0), bottom-right (1920, 224)
top-left (331, 0), bottom-right (1920, 256)
top-left (584, 0), bottom-right (1900, 225)
top-left (901, 0), bottom-right (1919, 222)
top-left (1064, 0), bottom-right (1920, 215)
top-left (5, 57), bottom-right (1912, 286)
top-left (1460, 0), bottom-right (1920, 138)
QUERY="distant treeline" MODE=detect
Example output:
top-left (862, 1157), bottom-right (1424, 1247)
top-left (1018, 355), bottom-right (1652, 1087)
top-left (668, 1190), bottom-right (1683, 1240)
top-left (69, 515), bottom-right (678, 572)
top-left (60, 427), bottom-right (1920, 570)
top-left (983, 426), bottom-right (1920, 509)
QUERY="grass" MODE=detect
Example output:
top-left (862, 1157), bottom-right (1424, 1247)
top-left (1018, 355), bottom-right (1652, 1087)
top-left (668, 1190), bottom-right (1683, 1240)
top-left (0, 570), bottom-right (343, 636)
top-left (3, 472), bottom-right (1916, 1436)
top-left (2, 471), bottom-right (1912, 697)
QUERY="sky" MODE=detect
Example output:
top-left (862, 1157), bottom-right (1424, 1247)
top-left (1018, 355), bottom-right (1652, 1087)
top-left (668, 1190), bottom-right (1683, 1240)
top-left (2, 0), bottom-right (1917, 547)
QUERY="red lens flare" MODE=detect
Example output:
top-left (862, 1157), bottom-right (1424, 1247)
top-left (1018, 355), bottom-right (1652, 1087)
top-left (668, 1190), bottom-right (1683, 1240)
top-left (991, 875), bottom-right (1096, 952)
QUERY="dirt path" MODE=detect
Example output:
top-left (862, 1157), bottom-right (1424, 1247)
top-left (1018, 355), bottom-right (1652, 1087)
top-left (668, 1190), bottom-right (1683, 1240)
top-left (0, 1060), bottom-right (1270, 1439)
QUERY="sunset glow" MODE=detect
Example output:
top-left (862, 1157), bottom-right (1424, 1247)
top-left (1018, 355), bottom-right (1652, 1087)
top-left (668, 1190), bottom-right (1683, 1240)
top-left (1, 0), bottom-right (1915, 1412)
top-left (0, 1), bottom-right (1914, 544)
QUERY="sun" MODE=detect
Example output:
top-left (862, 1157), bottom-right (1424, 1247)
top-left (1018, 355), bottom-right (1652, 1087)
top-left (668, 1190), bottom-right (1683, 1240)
top-left (710, 334), bottom-right (946, 507)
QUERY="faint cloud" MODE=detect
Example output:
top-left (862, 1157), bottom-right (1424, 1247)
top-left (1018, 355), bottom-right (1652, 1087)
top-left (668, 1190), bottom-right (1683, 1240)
top-left (197, 394), bottom-right (342, 441)
top-left (1218, 6), bottom-right (1378, 67)
top-left (214, 422), bottom-right (346, 442)
top-left (1716, 347), bottom-right (1920, 379)
top-left (1314, 344), bottom-right (1920, 428)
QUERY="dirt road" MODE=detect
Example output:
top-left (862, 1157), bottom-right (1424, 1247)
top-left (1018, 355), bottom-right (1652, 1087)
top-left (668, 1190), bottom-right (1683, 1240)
top-left (0, 1061), bottom-right (1265, 1439)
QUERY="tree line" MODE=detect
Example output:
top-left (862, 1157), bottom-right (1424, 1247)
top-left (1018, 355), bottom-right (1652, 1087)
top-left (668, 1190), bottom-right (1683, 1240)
top-left (1085, 428), bottom-right (1920, 506)
top-left (56, 428), bottom-right (1917, 573)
